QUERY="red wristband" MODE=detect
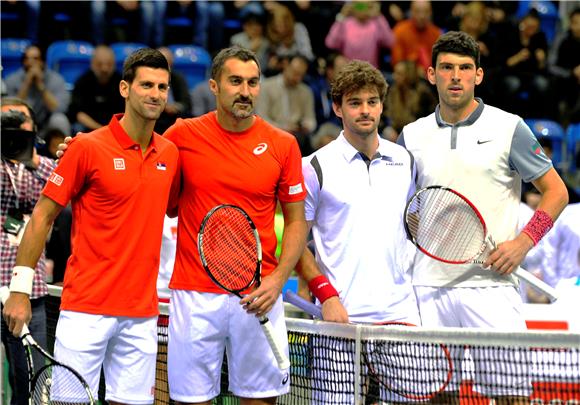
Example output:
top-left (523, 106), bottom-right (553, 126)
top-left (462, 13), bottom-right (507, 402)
top-left (522, 209), bottom-right (554, 246)
top-left (308, 275), bottom-right (339, 303)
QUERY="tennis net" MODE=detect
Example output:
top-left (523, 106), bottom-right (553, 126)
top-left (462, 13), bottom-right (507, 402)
top-left (45, 286), bottom-right (580, 404)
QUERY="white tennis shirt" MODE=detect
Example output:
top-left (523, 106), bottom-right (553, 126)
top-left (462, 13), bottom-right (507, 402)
top-left (303, 133), bottom-right (419, 323)
top-left (399, 99), bottom-right (552, 287)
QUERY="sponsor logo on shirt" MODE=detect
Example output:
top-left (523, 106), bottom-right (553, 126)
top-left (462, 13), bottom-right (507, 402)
top-left (156, 162), bottom-right (167, 171)
top-left (289, 183), bottom-right (303, 195)
top-left (253, 143), bottom-right (268, 155)
top-left (48, 172), bottom-right (64, 186)
top-left (114, 158), bottom-right (126, 170)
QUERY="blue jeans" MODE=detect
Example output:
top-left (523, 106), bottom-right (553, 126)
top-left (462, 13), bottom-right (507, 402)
top-left (1, 298), bottom-right (47, 405)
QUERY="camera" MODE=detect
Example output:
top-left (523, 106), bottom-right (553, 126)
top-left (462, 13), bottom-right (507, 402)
top-left (1, 109), bottom-right (36, 162)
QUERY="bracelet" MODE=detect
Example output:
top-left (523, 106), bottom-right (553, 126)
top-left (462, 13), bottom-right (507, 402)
top-left (522, 209), bottom-right (554, 246)
top-left (9, 266), bottom-right (35, 295)
top-left (308, 275), bottom-right (339, 303)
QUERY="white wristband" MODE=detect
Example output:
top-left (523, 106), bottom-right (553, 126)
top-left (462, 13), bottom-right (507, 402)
top-left (9, 266), bottom-right (35, 295)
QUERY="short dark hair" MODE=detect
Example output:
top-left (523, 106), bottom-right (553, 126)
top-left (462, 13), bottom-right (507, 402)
top-left (431, 31), bottom-right (481, 68)
top-left (22, 44), bottom-right (45, 64)
top-left (330, 60), bottom-right (388, 105)
top-left (122, 48), bottom-right (170, 83)
top-left (1, 96), bottom-right (37, 130)
top-left (210, 46), bottom-right (261, 81)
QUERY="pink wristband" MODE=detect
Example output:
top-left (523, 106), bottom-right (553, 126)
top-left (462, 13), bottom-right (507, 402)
top-left (522, 209), bottom-right (554, 246)
top-left (308, 275), bottom-right (339, 303)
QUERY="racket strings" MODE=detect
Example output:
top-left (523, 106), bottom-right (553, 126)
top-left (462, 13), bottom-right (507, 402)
top-left (407, 188), bottom-right (486, 262)
top-left (32, 365), bottom-right (92, 404)
top-left (363, 340), bottom-right (452, 400)
top-left (202, 207), bottom-right (259, 291)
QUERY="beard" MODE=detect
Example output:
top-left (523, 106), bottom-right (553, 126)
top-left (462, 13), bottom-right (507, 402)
top-left (231, 98), bottom-right (254, 119)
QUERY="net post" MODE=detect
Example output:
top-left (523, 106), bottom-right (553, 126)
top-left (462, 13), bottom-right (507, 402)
top-left (354, 324), bottom-right (362, 405)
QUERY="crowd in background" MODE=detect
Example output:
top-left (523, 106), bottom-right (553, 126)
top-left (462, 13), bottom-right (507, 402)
top-left (1, 0), bottom-right (579, 301)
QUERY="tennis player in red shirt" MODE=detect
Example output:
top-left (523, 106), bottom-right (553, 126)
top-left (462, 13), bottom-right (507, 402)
top-left (3, 48), bottom-right (180, 404)
top-left (164, 46), bottom-right (307, 404)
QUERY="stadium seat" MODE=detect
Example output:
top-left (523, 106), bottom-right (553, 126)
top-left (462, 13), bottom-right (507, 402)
top-left (46, 40), bottom-right (94, 91)
top-left (110, 42), bottom-right (148, 73)
top-left (1, 38), bottom-right (30, 78)
top-left (168, 44), bottom-right (211, 90)
top-left (525, 119), bottom-right (565, 169)
top-left (566, 122), bottom-right (580, 173)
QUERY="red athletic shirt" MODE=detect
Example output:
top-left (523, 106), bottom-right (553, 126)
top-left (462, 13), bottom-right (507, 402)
top-left (164, 112), bottom-right (306, 292)
top-left (42, 114), bottom-right (179, 317)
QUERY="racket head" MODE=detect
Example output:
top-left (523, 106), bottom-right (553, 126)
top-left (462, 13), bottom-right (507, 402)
top-left (363, 322), bottom-right (453, 401)
top-left (198, 204), bottom-right (262, 295)
top-left (31, 363), bottom-right (95, 404)
top-left (404, 186), bottom-right (488, 264)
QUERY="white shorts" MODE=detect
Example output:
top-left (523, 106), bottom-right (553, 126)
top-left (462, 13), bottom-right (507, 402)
top-left (167, 291), bottom-right (290, 402)
top-left (415, 286), bottom-right (531, 397)
top-left (54, 310), bottom-right (158, 404)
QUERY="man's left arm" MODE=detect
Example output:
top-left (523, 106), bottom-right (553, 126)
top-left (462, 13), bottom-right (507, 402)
top-left (241, 200), bottom-right (307, 317)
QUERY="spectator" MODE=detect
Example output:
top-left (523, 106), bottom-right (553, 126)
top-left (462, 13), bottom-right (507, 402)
top-left (496, 9), bottom-right (554, 118)
top-left (1, 96), bottom-right (55, 405)
top-left (4, 44), bottom-right (71, 139)
top-left (391, 0), bottom-right (442, 75)
top-left (551, 7), bottom-right (580, 125)
top-left (230, 8), bottom-right (270, 71)
top-left (67, 45), bottom-right (124, 133)
top-left (307, 53), bottom-right (348, 131)
top-left (310, 121), bottom-right (341, 151)
top-left (190, 81), bottom-right (216, 117)
top-left (457, 1), bottom-right (500, 103)
top-left (162, 1), bottom-right (225, 54)
top-left (325, 1), bottom-right (394, 68)
top-left (91, 0), bottom-right (164, 47)
top-left (256, 54), bottom-right (316, 155)
top-left (265, 3), bottom-right (314, 74)
top-left (155, 47), bottom-right (192, 134)
top-left (383, 60), bottom-right (437, 140)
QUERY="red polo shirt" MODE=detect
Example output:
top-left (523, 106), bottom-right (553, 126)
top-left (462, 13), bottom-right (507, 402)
top-left (43, 114), bottom-right (179, 317)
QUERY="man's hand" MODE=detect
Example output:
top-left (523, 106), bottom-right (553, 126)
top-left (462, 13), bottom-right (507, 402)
top-left (55, 136), bottom-right (73, 159)
top-left (321, 296), bottom-right (349, 323)
top-left (240, 272), bottom-right (285, 318)
top-left (483, 234), bottom-right (534, 275)
top-left (2, 292), bottom-right (32, 337)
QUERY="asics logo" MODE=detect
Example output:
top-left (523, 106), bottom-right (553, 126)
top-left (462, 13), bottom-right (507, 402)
top-left (253, 143), bottom-right (268, 155)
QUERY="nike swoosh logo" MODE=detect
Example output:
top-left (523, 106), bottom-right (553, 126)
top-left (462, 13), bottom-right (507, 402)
top-left (477, 140), bottom-right (492, 145)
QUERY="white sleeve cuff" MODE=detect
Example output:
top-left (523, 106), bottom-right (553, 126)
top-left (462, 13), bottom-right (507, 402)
top-left (9, 266), bottom-right (35, 295)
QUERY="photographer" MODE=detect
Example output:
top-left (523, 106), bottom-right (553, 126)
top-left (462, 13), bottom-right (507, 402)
top-left (1, 97), bottom-right (55, 405)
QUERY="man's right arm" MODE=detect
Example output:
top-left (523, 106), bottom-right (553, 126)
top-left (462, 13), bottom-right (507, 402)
top-left (295, 234), bottom-right (349, 323)
top-left (2, 195), bottom-right (64, 336)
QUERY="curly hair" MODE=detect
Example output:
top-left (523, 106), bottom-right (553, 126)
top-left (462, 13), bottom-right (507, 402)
top-left (330, 60), bottom-right (388, 105)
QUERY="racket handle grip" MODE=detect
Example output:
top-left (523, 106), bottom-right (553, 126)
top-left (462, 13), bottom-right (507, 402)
top-left (514, 267), bottom-right (559, 302)
top-left (258, 316), bottom-right (291, 369)
top-left (284, 290), bottom-right (323, 319)
top-left (0, 286), bottom-right (32, 338)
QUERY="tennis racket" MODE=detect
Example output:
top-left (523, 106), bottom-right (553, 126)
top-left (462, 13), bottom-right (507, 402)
top-left (404, 185), bottom-right (559, 302)
top-left (283, 291), bottom-right (453, 399)
top-left (362, 322), bottom-right (453, 401)
top-left (0, 286), bottom-right (95, 405)
top-left (198, 204), bottom-right (290, 369)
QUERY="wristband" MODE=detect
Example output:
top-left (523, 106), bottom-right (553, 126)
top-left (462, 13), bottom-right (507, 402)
top-left (308, 275), bottom-right (339, 303)
top-left (9, 266), bottom-right (35, 295)
top-left (522, 209), bottom-right (554, 246)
